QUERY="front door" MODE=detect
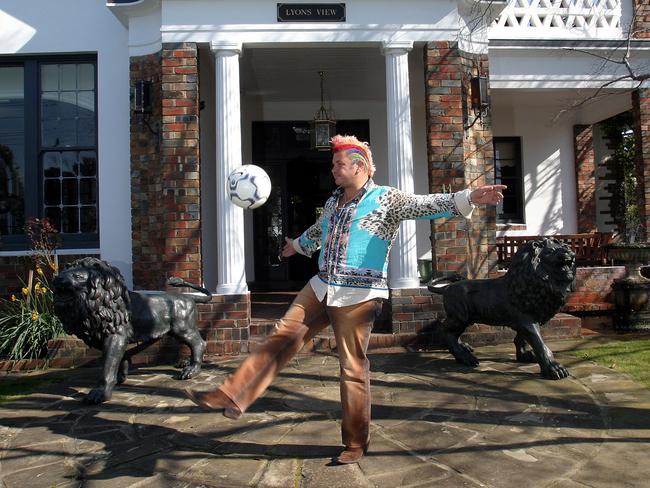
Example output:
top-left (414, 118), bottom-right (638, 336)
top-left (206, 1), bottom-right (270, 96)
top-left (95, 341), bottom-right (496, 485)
top-left (251, 120), bottom-right (369, 291)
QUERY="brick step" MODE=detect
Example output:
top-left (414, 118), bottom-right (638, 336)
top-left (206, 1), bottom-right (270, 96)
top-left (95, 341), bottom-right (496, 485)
top-left (247, 312), bottom-right (583, 354)
top-left (562, 302), bottom-right (615, 313)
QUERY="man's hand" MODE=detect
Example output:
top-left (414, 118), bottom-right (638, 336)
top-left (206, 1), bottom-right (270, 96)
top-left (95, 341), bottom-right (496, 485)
top-left (281, 237), bottom-right (297, 259)
top-left (470, 185), bottom-right (507, 206)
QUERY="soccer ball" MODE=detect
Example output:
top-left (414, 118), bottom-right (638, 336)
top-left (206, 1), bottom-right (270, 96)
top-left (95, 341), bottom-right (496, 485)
top-left (227, 164), bottom-right (272, 210)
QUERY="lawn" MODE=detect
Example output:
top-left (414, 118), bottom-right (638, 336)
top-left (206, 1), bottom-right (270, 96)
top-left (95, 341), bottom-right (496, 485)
top-left (568, 338), bottom-right (650, 390)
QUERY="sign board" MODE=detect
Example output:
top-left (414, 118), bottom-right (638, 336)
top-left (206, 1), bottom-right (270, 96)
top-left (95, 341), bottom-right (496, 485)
top-left (277, 3), bottom-right (346, 22)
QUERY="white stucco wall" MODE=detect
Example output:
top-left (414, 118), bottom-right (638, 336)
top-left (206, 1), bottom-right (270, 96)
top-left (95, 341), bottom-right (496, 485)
top-left (0, 0), bottom-right (133, 286)
top-left (491, 89), bottom-right (631, 236)
top-left (491, 91), bottom-right (577, 235)
top-left (161, 0), bottom-right (461, 45)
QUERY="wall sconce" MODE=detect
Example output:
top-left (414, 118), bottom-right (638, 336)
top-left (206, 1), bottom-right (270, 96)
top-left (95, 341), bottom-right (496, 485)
top-left (131, 80), bottom-right (152, 114)
top-left (131, 80), bottom-right (158, 136)
top-left (470, 76), bottom-right (489, 118)
top-left (310, 71), bottom-right (336, 151)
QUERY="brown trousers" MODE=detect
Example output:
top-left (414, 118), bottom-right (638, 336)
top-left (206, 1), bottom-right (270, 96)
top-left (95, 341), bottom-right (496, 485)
top-left (219, 284), bottom-right (380, 449)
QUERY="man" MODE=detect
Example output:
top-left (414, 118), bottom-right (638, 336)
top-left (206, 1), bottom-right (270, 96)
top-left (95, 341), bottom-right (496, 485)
top-left (185, 134), bottom-right (505, 464)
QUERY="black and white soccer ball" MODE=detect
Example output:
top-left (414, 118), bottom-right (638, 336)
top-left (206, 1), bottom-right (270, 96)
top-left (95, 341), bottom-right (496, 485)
top-left (227, 164), bottom-right (272, 210)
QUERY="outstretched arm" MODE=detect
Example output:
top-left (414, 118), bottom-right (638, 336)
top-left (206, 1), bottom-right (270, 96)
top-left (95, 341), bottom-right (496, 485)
top-left (281, 213), bottom-right (325, 259)
top-left (281, 237), bottom-right (297, 259)
top-left (469, 185), bottom-right (506, 206)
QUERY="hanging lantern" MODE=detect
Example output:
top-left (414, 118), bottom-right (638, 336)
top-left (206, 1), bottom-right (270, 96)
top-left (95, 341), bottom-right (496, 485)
top-left (310, 71), bottom-right (336, 151)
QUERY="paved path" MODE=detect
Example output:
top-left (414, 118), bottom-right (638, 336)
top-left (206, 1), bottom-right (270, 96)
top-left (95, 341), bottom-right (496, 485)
top-left (1, 339), bottom-right (650, 487)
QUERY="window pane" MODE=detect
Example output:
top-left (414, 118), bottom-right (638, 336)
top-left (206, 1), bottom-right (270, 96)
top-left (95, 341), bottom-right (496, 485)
top-left (61, 206), bottom-right (78, 233)
top-left (41, 64), bottom-right (58, 92)
top-left (59, 64), bottom-right (76, 91)
top-left (41, 92), bottom-right (60, 147)
top-left (40, 62), bottom-right (95, 148)
top-left (78, 64), bottom-right (94, 90)
top-left (0, 66), bottom-right (26, 236)
top-left (44, 179), bottom-right (61, 205)
top-left (43, 151), bottom-right (61, 177)
top-left (44, 206), bottom-right (61, 231)
top-left (77, 91), bottom-right (94, 114)
top-left (77, 118), bottom-right (95, 146)
top-left (42, 149), bottom-right (97, 235)
top-left (494, 141), bottom-right (516, 160)
top-left (80, 178), bottom-right (96, 204)
top-left (79, 151), bottom-right (96, 176)
top-left (80, 206), bottom-right (97, 232)
top-left (62, 179), bottom-right (78, 205)
top-left (494, 138), bottom-right (523, 223)
top-left (61, 151), bottom-right (78, 177)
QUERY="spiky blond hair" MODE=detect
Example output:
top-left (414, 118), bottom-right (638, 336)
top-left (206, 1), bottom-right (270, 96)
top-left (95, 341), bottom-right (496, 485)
top-left (330, 134), bottom-right (375, 178)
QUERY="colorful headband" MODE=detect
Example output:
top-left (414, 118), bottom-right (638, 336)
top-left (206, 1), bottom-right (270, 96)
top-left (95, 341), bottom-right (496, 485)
top-left (331, 143), bottom-right (368, 158)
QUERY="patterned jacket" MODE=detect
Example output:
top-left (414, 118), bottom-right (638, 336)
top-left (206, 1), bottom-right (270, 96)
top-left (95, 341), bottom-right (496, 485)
top-left (293, 179), bottom-right (474, 291)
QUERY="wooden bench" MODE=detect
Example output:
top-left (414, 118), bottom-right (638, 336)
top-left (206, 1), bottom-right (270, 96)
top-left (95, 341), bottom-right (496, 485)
top-left (496, 232), bottom-right (613, 269)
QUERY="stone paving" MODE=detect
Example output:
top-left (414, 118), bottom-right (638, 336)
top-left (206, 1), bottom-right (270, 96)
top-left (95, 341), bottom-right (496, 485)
top-left (1, 338), bottom-right (650, 487)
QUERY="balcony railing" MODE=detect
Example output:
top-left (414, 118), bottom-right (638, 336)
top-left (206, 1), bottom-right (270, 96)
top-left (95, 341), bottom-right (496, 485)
top-left (490, 0), bottom-right (623, 39)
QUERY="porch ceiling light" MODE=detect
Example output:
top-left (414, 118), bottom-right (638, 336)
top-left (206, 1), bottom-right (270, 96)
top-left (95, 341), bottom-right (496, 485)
top-left (310, 71), bottom-right (336, 151)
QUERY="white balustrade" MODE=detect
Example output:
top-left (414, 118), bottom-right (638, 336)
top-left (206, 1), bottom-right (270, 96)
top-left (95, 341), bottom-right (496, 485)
top-left (490, 0), bottom-right (622, 39)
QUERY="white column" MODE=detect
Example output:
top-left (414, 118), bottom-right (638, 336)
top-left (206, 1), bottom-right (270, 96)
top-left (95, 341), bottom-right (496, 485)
top-left (211, 41), bottom-right (248, 295)
top-left (383, 40), bottom-right (419, 289)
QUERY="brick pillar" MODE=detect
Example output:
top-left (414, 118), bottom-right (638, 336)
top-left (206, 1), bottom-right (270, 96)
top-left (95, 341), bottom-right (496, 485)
top-left (633, 0), bottom-right (650, 39)
top-left (130, 44), bottom-right (202, 289)
top-left (130, 52), bottom-right (164, 289)
top-left (128, 43), bottom-right (250, 359)
top-left (160, 42), bottom-right (202, 285)
top-left (632, 88), bottom-right (650, 240)
top-left (424, 42), bottom-right (497, 280)
top-left (573, 125), bottom-right (598, 233)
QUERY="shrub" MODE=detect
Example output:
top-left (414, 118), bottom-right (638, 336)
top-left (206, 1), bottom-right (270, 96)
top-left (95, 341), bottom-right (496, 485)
top-left (0, 218), bottom-right (64, 360)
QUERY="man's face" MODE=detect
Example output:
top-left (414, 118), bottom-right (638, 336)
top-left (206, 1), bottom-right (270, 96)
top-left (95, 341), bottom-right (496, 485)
top-left (331, 151), bottom-right (360, 187)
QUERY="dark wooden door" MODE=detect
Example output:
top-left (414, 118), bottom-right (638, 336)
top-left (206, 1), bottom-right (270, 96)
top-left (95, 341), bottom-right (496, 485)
top-left (251, 120), bottom-right (369, 291)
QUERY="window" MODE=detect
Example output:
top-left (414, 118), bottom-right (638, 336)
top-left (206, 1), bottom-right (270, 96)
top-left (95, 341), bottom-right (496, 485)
top-left (0, 56), bottom-right (98, 250)
top-left (494, 137), bottom-right (524, 223)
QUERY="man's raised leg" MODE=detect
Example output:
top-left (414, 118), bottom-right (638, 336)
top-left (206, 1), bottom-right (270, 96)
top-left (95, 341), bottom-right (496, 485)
top-left (185, 283), bottom-right (329, 416)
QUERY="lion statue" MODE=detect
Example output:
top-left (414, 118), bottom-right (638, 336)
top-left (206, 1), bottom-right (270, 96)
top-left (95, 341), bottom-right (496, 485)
top-left (52, 257), bottom-right (209, 404)
top-left (428, 238), bottom-right (576, 380)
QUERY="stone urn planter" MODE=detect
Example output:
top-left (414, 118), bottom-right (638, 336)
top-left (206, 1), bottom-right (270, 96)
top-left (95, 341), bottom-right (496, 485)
top-left (605, 243), bottom-right (650, 331)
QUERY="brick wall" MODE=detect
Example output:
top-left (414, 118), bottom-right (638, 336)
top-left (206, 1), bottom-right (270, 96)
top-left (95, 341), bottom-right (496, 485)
top-left (424, 42), bottom-right (497, 280)
top-left (198, 294), bottom-right (250, 355)
top-left (562, 266), bottom-right (626, 313)
top-left (632, 88), bottom-right (650, 240)
top-left (388, 287), bottom-right (444, 335)
top-left (573, 125), bottom-right (598, 233)
top-left (159, 43), bottom-right (203, 286)
top-left (130, 43), bottom-right (202, 290)
top-left (633, 0), bottom-right (650, 38)
top-left (130, 51), bottom-right (165, 289)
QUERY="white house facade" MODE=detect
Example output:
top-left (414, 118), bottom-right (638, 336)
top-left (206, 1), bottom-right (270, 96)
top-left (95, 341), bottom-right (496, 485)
top-left (1, 0), bottom-right (649, 352)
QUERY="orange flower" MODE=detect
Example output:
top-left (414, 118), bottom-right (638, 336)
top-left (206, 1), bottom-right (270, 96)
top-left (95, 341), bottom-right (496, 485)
top-left (10, 294), bottom-right (17, 301)
top-left (21, 287), bottom-right (29, 296)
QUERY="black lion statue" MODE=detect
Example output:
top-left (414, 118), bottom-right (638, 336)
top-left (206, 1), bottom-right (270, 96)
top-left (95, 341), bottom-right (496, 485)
top-left (53, 257), bottom-right (209, 404)
top-left (428, 238), bottom-right (576, 380)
